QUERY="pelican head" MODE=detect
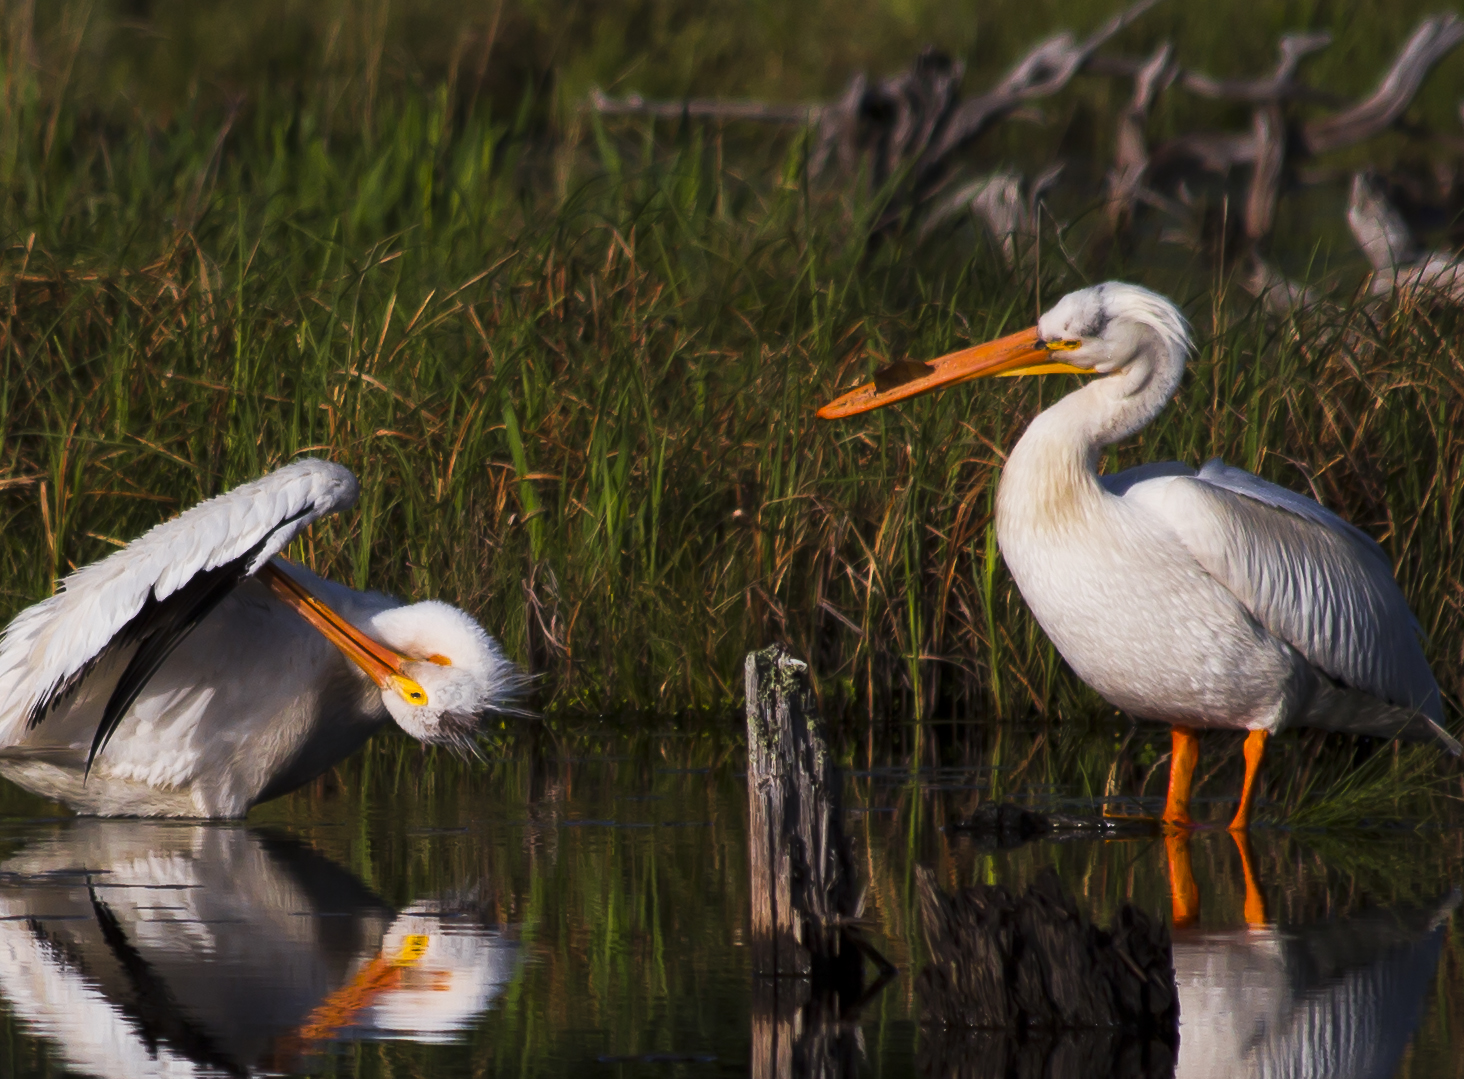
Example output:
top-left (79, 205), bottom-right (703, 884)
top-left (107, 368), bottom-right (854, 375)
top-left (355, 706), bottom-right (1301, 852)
top-left (1035, 282), bottom-right (1190, 376)
top-left (816, 281), bottom-right (1191, 419)
top-left (366, 601), bottom-right (524, 748)
top-left (261, 562), bottom-right (524, 751)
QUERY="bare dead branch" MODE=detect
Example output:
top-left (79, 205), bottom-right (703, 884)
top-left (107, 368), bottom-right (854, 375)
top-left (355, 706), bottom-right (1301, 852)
top-left (920, 165), bottom-right (1063, 264)
top-left (1348, 172), bottom-right (1420, 272)
top-left (1151, 131), bottom-right (1259, 175)
top-left (1348, 171), bottom-right (1464, 302)
top-left (1183, 32), bottom-right (1331, 102)
top-left (921, 0), bottom-right (1162, 170)
top-left (809, 74), bottom-right (868, 179)
top-left (871, 50), bottom-right (966, 191)
top-left (1243, 255), bottom-right (1325, 318)
top-left (1107, 43), bottom-right (1175, 231)
top-left (1245, 105), bottom-right (1285, 240)
top-left (1146, 32), bottom-right (1329, 184)
top-left (1304, 15), bottom-right (1464, 154)
top-left (588, 7), bottom-right (1464, 263)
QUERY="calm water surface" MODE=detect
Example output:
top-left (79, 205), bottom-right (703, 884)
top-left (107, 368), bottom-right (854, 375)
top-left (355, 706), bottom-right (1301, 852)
top-left (0, 738), bottom-right (1459, 1078)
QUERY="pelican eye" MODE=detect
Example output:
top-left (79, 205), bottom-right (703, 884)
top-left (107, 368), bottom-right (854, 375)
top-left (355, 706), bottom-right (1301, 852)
top-left (1044, 338), bottom-right (1083, 352)
top-left (390, 673), bottom-right (430, 706)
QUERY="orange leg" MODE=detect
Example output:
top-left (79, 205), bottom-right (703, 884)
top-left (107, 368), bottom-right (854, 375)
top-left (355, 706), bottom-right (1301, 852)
top-left (1164, 830), bottom-right (1200, 928)
top-left (1230, 830), bottom-right (1269, 927)
top-left (1162, 726), bottom-right (1200, 829)
top-left (1228, 730), bottom-right (1268, 832)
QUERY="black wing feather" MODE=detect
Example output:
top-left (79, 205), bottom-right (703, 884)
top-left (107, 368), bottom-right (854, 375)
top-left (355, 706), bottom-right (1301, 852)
top-left (85, 885), bottom-right (244, 1074)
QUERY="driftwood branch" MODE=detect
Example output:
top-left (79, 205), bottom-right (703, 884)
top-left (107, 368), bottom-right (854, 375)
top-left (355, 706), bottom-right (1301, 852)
top-left (1107, 43), bottom-right (1175, 232)
top-left (1245, 170), bottom-right (1464, 319)
top-left (921, 165), bottom-right (1063, 265)
top-left (920, 0), bottom-right (1161, 171)
top-left (1348, 171), bottom-right (1464, 302)
top-left (1182, 31), bottom-right (1331, 102)
top-left (590, 6), bottom-right (1464, 264)
top-left (1304, 14), bottom-right (1464, 153)
top-left (1245, 104), bottom-right (1285, 241)
top-left (1243, 255), bottom-right (1324, 319)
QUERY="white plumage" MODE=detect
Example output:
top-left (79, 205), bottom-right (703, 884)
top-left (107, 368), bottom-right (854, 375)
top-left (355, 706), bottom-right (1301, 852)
top-left (0, 458), bottom-right (524, 818)
top-left (1174, 895), bottom-right (1455, 1079)
top-left (819, 281), bottom-right (1457, 828)
top-left (0, 822), bottom-right (517, 1076)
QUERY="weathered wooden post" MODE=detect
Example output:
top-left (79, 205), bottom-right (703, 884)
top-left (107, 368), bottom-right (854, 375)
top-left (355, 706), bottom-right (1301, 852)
top-left (745, 643), bottom-right (868, 1079)
top-left (745, 642), bottom-right (861, 983)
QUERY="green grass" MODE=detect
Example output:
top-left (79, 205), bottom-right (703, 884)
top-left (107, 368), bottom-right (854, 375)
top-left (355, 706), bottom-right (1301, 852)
top-left (1, 2), bottom-right (1464, 818)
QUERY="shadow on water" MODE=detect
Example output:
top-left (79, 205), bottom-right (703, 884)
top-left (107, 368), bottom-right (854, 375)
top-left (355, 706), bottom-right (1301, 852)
top-left (0, 730), bottom-right (1456, 1077)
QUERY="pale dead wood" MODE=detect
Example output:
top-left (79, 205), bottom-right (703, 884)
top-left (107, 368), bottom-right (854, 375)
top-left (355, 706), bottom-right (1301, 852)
top-left (589, 6), bottom-right (1464, 262)
top-left (921, 165), bottom-right (1063, 264)
top-left (1245, 104), bottom-right (1285, 241)
top-left (1348, 171), bottom-right (1464, 303)
top-left (922, 0), bottom-right (1162, 168)
top-left (1182, 31), bottom-right (1331, 103)
top-left (1348, 171), bottom-right (1420, 272)
top-left (1243, 255), bottom-right (1325, 319)
top-left (1305, 15), bottom-right (1464, 154)
top-left (1106, 43), bottom-right (1174, 232)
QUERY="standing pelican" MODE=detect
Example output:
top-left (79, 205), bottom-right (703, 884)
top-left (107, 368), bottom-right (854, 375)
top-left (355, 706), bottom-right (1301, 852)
top-left (819, 282), bottom-right (1457, 829)
top-left (0, 458), bottom-right (524, 818)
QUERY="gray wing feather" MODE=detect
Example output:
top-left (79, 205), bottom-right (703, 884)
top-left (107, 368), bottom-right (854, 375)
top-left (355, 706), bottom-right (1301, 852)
top-left (1195, 459), bottom-right (1397, 576)
top-left (1099, 460), bottom-right (1196, 497)
top-left (0, 458), bottom-right (359, 745)
top-left (1122, 458), bottom-right (1444, 734)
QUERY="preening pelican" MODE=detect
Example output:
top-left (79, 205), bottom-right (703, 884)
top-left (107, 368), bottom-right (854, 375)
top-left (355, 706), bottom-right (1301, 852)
top-left (0, 822), bottom-right (518, 1076)
top-left (0, 458), bottom-right (524, 818)
top-left (819, 282), bottom-right (1458, 829)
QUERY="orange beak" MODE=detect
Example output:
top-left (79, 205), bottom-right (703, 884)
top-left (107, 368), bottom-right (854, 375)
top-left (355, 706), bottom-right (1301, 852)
top-left (816, 326), bottom-right (1089, 419)
top-left (260, 561), bottom-right (431, 706)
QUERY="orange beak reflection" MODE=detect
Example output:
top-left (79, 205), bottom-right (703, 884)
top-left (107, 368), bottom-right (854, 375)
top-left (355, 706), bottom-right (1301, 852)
top-left (260, 561), bottom-right (431, 706)
top-left (816, 326), bottom-right (1090, 420)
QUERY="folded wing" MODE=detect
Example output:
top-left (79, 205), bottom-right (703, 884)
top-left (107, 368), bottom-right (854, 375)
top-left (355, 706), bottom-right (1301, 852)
top-left (1116, 458), bottom-right (1449, 746)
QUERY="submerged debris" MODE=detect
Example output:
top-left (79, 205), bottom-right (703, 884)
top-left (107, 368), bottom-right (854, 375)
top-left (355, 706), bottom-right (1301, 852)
top-left (950, 802), bottom-right (1155, 848)
top-left (915, 866), bottom-right (1177, 1079)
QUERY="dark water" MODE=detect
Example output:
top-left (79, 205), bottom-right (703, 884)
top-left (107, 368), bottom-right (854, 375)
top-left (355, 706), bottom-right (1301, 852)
top-left (0, 741), bottom-right (1459, 1078)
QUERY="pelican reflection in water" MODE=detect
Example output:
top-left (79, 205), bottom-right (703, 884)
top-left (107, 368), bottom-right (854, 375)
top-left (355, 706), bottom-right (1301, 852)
top-left (1167, 831), bottom-right (1456, 1079)
top-left (0, 822), bottom-right (517, 1076)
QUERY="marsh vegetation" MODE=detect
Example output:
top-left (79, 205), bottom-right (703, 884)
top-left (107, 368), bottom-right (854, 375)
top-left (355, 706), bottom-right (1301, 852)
top-left (2, 1), bottom-right (1464, 823)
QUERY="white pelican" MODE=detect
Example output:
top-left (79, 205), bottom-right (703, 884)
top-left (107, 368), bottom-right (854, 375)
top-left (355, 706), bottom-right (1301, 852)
top-left (819, 282), bottom-right (1458, 829)
top-left (0, 821), bottom-right (518, 1076)
top-left (1166, 831), bottom-right (1457, 1079)
top-left (0, 458), bottom-right (524, 818)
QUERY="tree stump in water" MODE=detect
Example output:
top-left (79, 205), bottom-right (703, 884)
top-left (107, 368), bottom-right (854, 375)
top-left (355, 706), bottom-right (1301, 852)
top-left (915, 866), bottom-right (1178, 1079)
top-left (745, 643), bottom-right (861, 986)
top-left (745, 644), bottom-right (871, 1079)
